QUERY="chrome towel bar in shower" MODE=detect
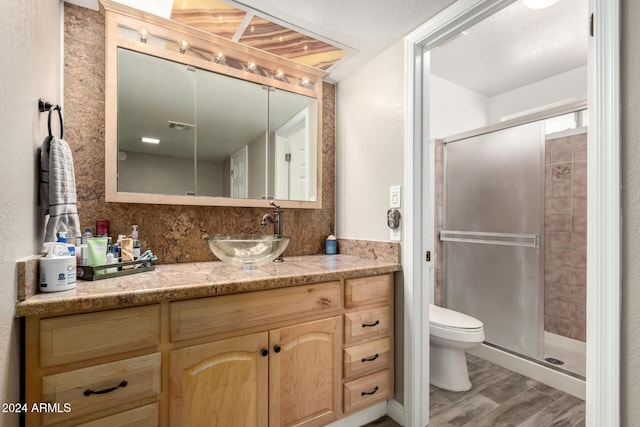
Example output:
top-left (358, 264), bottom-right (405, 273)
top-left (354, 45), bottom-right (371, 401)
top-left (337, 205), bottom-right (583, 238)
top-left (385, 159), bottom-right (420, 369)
top-left (439, 230), bottom-right (539, 248)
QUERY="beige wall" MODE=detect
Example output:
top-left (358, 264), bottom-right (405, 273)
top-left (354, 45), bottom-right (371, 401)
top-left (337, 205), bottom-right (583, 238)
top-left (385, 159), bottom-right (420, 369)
top-left (0, 1), bottom-right (62, 425)
top-left (335, 40), bottom-right (405, 242)
top-left (621, 0), bottom-right (640, 424)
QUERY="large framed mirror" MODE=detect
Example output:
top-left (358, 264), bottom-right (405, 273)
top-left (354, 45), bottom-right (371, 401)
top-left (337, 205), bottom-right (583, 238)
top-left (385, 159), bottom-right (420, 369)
top-left (103, 1), bottom-right (325, 208)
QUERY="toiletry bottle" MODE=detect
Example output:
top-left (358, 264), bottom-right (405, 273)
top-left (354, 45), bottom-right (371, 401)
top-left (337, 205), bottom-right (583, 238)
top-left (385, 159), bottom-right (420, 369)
top-left (57, 232), bottom-right (76, 259)
top-left (82, 227), bottom-right (93, 243)
top-left (75, 237), bottom-right (83, 277)
top-left (326, 234), bottom-right (337, 255)
top-left (96, 219), bottom-right (109, 237)
top-left (81, 227), bottom-right (92, 266)
top-left (112, 245), bottom-right (121, 271)
top-left (87, 237), bottom-right (108, 276)
top-left (105, 251), bottom-right (117, 274)
top-left (132, 225), bottom-right (141, 259)
top-left (40, 242), bottom-right (76, 292)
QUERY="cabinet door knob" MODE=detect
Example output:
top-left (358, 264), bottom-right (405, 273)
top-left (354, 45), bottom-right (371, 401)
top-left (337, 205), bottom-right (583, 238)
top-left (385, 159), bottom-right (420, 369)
top-left (273, 344), bottom-right (281, 353)
top-left (261, 348), bottom-right (269, 357)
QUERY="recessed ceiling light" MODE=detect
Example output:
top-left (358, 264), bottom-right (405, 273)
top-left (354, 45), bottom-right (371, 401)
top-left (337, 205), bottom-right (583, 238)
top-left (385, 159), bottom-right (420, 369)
top-left (141, 137), bottom-right (160, 144)
top-left (521, 0), bottom-right (560, 9)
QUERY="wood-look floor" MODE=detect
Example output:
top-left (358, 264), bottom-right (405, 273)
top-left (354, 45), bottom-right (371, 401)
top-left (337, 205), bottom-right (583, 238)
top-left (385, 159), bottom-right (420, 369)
top-left (363, 353), bottom-right (585, 427)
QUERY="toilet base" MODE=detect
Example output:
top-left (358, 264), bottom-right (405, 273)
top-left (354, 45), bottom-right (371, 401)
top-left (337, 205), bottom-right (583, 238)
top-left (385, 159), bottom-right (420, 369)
top-left (430, 345), bottom-right (472, 392)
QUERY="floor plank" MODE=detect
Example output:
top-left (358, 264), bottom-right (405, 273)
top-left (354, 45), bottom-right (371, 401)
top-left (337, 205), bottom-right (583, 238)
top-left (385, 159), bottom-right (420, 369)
top-left (361, 353), bottom-right (585, 427)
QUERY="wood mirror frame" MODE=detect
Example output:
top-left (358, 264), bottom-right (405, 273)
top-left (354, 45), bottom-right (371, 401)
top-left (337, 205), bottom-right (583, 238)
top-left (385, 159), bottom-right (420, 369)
top-left (101, 0), bottom-right (326, 208)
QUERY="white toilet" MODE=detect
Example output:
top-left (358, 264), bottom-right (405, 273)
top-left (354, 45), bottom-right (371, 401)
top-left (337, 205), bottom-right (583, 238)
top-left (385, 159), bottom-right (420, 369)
top-left (429, 303), bottom-right (485, 392)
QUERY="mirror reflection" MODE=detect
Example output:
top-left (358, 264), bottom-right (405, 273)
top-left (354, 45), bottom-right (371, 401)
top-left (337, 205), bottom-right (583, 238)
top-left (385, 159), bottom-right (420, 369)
top-left (116, 48), bottom-right (318, 201)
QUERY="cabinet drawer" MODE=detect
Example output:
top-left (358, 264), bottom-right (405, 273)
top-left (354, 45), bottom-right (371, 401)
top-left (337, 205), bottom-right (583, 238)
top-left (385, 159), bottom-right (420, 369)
top-left (41, 353), bottom-right (161, 426)
top-left (344, 305), bottom-right (391, 345)
top-left (77, 403), bottom-right (159, 427)
top-left (343, 369), bottom-right (392, 414)
top-left (344, 337), bottom-right (391, 380)
top-left (40, 305), bottom-right (160, 367)
top-left (344, 274), bottom-right (392, 308)
top-left (170, 281), bottom-right (341, 342)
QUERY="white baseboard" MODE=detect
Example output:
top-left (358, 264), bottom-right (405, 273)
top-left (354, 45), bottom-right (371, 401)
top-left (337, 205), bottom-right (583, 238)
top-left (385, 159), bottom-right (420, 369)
top-left (324, 402), bottom-right (387, 427)
top-left (387, 399), bottom-right (404, 425)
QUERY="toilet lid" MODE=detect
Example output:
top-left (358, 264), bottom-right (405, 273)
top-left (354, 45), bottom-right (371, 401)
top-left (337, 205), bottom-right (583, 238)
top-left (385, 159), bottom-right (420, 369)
top-left (430, 304), bottom-right (483, 330)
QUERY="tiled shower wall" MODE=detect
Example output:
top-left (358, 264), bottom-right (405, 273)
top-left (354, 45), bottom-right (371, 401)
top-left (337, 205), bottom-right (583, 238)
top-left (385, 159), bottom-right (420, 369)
top-left (544, 130), bottom-right (587, 342)
top-left (433, 130), bottom-right (587, 342)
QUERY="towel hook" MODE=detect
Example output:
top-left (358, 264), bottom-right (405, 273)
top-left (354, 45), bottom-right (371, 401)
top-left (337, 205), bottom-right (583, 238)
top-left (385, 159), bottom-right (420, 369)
top-left (38, 98), bottom-right (64, 139)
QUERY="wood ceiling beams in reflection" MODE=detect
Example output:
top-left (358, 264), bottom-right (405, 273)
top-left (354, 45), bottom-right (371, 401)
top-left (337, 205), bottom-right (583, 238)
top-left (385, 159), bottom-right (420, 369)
top-left (170, 0), bottom-right (348, 71)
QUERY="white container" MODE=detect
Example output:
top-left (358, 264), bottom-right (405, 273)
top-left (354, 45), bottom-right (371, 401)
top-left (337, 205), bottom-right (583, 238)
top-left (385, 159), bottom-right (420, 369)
top-left (39, 243), bottom-right (76, 292)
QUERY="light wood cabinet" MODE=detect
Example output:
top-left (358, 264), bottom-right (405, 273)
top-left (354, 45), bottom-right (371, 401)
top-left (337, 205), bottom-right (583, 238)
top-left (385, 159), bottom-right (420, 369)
top-left (25, 306), bottom-right (162, 427)
top-left (169, 317), bottom-right (341, 427)
top-left (342, 274), bottom-right (394, 414)
top-left (24, 274), bottom-right (394, 426)
top-left (76, 403), bottom-right (159, 427)
top-left (169, 332), bottom-right (269, 427)
top-left (269, 317), bottom-right (341, 427)
top-left (39, 305), bottom-right (160, 367)
top-left (170, 281), bottom-right (341, 342)
top-left (41, 353), bottom-right (161, 426)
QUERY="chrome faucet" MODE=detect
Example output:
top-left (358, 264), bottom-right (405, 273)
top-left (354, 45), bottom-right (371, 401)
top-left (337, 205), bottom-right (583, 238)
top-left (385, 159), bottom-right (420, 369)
top-left (261, 202), bottom-right (285, 262)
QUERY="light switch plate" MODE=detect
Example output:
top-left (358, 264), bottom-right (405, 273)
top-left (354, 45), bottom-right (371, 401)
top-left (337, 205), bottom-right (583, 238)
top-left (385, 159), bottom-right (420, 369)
top-left (390, 185), bottom-right (401, 208)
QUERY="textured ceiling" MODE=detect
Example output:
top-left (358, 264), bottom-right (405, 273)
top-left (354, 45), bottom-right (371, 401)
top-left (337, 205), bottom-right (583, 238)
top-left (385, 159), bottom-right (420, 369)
top-left (430, 0), bottom-right (588, 96)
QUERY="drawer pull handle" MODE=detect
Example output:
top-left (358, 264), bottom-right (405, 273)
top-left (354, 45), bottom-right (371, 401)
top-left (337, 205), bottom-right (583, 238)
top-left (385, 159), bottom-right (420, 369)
top-left (362, 320), bottom-right (380, 328)
top-left (362, 353), bottom-right (380, 363)
top-left (83, 380), bottom-right (128, 396)
top-left (361, 386), bottom-right (379, 396)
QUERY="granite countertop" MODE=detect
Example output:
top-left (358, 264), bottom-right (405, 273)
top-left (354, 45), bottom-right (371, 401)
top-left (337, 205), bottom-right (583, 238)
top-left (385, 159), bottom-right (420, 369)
top-left (15, 255), bottom-right (401, 318)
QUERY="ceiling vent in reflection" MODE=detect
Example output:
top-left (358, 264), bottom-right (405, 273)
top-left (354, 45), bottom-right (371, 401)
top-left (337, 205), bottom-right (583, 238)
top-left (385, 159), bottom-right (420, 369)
top-left (168, 120), bottom-right (195, 130)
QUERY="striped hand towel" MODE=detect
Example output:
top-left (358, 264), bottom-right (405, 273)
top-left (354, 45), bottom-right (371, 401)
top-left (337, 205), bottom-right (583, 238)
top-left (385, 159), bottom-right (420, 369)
top-left (39, 135), bottom-right (81, 242)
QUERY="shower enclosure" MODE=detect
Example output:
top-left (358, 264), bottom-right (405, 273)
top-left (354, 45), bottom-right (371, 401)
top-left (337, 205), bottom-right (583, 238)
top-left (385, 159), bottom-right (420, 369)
top-left (441, 120), bottom-right (545, 359)
top-left (438, 107), bottom-right (587, 374)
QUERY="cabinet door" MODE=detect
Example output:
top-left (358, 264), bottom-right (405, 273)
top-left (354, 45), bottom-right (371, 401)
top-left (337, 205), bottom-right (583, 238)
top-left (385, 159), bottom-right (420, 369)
top-left (269, 316), bottom-right (341, 427)
top-left (170, 332), bottom-right (269, 427)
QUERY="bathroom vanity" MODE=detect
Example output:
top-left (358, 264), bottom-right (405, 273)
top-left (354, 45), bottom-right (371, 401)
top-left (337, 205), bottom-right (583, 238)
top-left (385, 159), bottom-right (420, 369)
top-left (16, 255), bottom-right (400, 426)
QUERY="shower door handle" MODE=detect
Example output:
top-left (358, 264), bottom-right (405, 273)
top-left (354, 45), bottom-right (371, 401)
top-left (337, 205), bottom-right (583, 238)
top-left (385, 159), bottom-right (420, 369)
top-left (439, 230), bottom-right (539, 248)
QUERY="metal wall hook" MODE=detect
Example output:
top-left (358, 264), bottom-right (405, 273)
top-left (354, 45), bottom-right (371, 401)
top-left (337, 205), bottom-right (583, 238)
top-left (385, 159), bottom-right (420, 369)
top-left (38, 98), bottom-right (64, 139)
top-left (38, 98), bottom-right (55, 112)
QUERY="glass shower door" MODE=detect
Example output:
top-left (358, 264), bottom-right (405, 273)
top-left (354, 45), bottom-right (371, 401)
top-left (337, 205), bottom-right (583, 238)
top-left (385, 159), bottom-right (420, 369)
top-left (442, 121), bottom-right (545, 359)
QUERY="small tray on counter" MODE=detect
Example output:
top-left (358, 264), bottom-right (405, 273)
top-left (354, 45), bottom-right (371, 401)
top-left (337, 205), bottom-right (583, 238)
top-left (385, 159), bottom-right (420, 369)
top-left (78, 259), bottom-right (155, 281)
